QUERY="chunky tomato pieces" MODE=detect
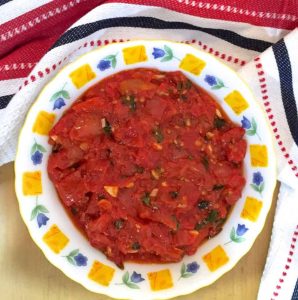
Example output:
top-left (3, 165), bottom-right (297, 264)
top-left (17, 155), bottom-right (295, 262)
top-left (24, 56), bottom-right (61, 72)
top-left (47, 68), bottom-right (246, 268)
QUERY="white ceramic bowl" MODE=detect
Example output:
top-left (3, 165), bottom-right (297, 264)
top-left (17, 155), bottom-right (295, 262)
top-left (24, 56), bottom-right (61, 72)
top-left (15, 40), bottom-right (276, 300)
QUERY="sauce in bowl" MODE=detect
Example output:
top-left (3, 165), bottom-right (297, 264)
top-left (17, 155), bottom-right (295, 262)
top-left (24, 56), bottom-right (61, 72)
top-left (47, 68), bottom-right (246, 268)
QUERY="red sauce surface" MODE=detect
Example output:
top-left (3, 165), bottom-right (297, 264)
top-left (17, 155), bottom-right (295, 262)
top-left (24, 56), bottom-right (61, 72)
top-left (48, 68), bottom-right (246, 268)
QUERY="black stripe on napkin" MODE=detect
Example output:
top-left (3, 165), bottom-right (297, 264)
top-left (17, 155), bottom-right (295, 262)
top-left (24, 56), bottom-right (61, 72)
top-left (292, 277), bottom-right (298, 300)
top-left (52, 16), bottom-right (271, 52)
top-left (0, 94), bottom-right (13, 109)
top-left (0, 0), bottom-right (13, 6)
top-left (273, 39), bottom-right (298, 147)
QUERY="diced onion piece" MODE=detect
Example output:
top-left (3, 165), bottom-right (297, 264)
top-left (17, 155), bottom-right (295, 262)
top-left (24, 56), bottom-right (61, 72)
top-left (101, 118), bottom-right (106, 128)
top-left (216, 109), bottom-right (222, 118)
top-left (185, 118), bottom-right (191, 126)
top-left (126, 182), bottom-right (134, 188)
top-left (150, 188), bottom-right (159, 197)
top-left (189, 230), bottom-right (199, 236)
top-left (151, 169), bottom-right (160, 180)
top-left (104, 185), bottom-right (119, 197)
top-left (153, 142), bottom-right (163, 150)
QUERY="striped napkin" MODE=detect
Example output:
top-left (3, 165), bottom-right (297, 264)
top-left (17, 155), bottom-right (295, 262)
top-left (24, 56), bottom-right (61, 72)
top-left (0, 1), bottom-right (297, 299)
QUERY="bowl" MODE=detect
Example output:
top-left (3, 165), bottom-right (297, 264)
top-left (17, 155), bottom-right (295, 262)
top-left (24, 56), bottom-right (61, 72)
top-left (15, 40), bottom-right (276, 300)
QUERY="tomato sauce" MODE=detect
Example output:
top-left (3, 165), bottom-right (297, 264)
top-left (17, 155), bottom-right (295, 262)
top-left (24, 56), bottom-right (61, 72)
top-left (47, 68), bottom-right (246, 268)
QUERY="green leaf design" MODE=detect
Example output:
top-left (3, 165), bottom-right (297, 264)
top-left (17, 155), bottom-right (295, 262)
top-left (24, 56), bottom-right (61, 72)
top-left (234, 237), bottom-right (245, 243)
top-left (180, 262), bottom-right (186, 276)
top-left (36, 205), bottom-right (49, 213)
top-left (30, 206), bottom-right (39, 220)
top-left (50, 91), bottom-right (63, 102)
top-left (250, 184), bottom-right (260, 192)
top-left (125, 282), bottom-right (140, 289)
top-left (164, 45), bottom-right (173, 58)
top-left (60, 90), bottom-right (70, 99)
top-left (122, 271), bottom-right (129, 284)
top-left (182, 273), bottom-right (193, 278)
top-left (36, 144), bottom-right (47, 153)
top-left (160, 55), bottom-right (173, 62)
top-left (211, 85), bottom-right (223, 90)
top-left (30, 143), bottom-right (38, 155)
top-left (230, 227), bottom-right (236, 241)
top-left (66, 256), bottom-right (76, 266)
top-left (104, 55), bottom-right (116, 60)
top-left (246, 129), bottom-right (256, 136)
top-left (250, 182), bottom-right (264, 194)
top-left (103, 54), bottom-right (117, 68)
top-left (68, 249), bottom-right (79, 257)
top-left (259, 181), bottom-right (265, 193)
top-left (31, 205), bottom-right (49, 220)
top-left (217, 78), bottom-right (224, 86)
top-left (111, 57), bottom-right (117, 68)
top-left (251, 118), bottom-right (257, 131)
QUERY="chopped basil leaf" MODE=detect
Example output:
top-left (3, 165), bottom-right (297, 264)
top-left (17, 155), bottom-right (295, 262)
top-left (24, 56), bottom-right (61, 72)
top-left (213, 184), bottom-right (224, 191)
top-left (195, 222), bottom-right (205, 231)
top-left (131, 242), bottom-right (141, 250)
top-left (121, 95), bottom-right (136, 112)
top-left (171, 215), bottom-right (180, 230)
top-left (169, 191), bottom-right (179, 199)
top-left (71, 207), bottom-right (78, 215)
top-left (103, 119), bottom-right (112, 136)
top-left (202, 156), bottom-right (209, 170)
top-left (188, 155), bottom-right (194, 160)
top-left (152, 127), bottom-right (164, 143)
top-left (177, 81), bottom-right (183, 91)
top-left (197, 200), bottom-right (209, 210)
top-left (207, 210), bottom-right (218, 223)
top-left (114, 219), bottom-right (124, 230)
top-left (214, 116), bottom-right (226, 129)
top-left (141, 192), bottom-right (151, 206)
top-left (184, 80), bottom-right (192, 90)
top-left (128, 95), bottom-right (136, 112)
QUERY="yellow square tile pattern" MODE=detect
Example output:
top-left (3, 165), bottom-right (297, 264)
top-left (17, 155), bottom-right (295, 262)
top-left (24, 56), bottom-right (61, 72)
top-left (241, 196), bottom-right (263, 222)
top-left (22, 171), bottom-right (42, 195)
top-left (32, 111), bottom-right (56, 135)
top-left (69, 64), bottom-right (96, 89)
top-left (224, 90), bottom-right (249, 115)
top-left (122, 45), bottom-right (148, 65)
top-left (203, 245), bottom-right (229, 272)
top-left (42, 225), bottom-right (69, 254)
top-left (88, 261), bottom-right (115, 286)
top-left (250, 145), bottom-right (268, 167)
top-left (179, 53), bottom-right (206, 75)
top-left (147, 269), bottom-right (173, 291)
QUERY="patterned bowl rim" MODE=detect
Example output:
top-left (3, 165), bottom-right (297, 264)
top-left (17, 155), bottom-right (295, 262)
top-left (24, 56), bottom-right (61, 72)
top-left (14, 39), bottom-right (277, 299)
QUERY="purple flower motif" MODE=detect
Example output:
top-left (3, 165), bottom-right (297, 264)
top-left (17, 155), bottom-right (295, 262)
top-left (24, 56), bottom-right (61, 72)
top-left (236, 224), bottom-right (249, 236)
top-left (74, 253), bottom-right (88, 266)
top-left (152, 48), bottom-right (165, 59)
top-left (204, 75), bottom-right (217, 86)
top-left (253, 171), bottom-right (263, 186)
top-left (241, 116), bottom-right (251, 129)
top-left (186, 262), bottom-right (199, 273)
top-left (97, 59), bottom-right (111, 71)
top-left (31, 150), bottom-right (43, 165)
top-left (53, 97), bottom-right (66, 110)
top-left (37, 213), bottom-right (49, 228)
top-left (130, 271), bottom-right (145, 283)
